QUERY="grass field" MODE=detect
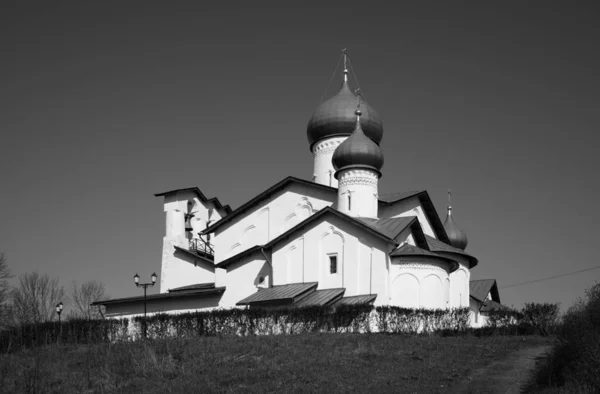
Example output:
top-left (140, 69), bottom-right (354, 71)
top-left (0, 333), bottom-right (549, 393)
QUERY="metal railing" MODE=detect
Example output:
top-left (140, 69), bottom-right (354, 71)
top-left (189, 237), bottom-right (214, 256)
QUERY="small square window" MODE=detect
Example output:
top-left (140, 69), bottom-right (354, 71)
top-left (329, 255), bottom-right (337, 274)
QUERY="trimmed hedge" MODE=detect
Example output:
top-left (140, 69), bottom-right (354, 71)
top-left (1, 305), bottom-right (471, 352)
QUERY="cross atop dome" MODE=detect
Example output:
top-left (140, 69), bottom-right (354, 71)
top-left (306, 50), bottom-right (384, 151)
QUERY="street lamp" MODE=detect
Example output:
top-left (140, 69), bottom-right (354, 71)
top-left (55, 301), bottom-right (64, 323)
top-left (134, 272), bottom-right (157, 338)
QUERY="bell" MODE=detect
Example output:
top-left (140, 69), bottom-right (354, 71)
top-left (185, 214), bottom-right (194, 232)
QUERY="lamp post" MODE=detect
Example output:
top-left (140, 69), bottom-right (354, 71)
top-left (55, 301), bottom-right (64, 323)
top-left (134, 272), bottom-right (157, 338)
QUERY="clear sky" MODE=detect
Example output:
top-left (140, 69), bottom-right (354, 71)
top-left (1, 1), bottom-right (599, 311)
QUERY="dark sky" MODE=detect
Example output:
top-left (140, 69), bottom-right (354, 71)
top-left (1, 1), bottom-right (599, 311)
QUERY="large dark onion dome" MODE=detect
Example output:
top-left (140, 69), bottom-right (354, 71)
top-left (444, 206), bottom-right (468, 250)
top-left (307, 73), bottom-right (383, 150)
top-left (332, 109), bottom-right (384, 179)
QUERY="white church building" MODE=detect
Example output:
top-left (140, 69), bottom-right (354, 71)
top-left (95, 53), bottom-right (502, 326)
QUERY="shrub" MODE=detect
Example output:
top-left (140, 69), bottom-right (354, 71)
top-left (530, 283), bottom-right (600, 391)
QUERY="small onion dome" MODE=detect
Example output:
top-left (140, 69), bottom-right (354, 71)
top-left (332, 109), bottom-right (384, 178)
top-left (444, 206), bottom-right (468, 250)
top-left (307, 79), bottom-right (383, 150)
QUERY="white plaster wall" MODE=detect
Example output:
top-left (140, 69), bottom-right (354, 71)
top-left (164, 251), bottom-right (215, 292)
top-left (271, 215), bottom-right (392, 302)
top-left (219, 257), bottom-right (272, 308)
top-left (389, 257), bottom-right (450, 309)
top-left (337, 169), bottom-right (378, 218)
top-left (160, 190), bottom-right (224, 293)
top-left (378, 196), bottom-right (437, 238)
top-left (469, 297), bottom-right (488, 328)
top-left (312, 137), bottom-right (347, 187)
top-left (160, 236), bottom-right (188, 293)
top-left (445, 255), bottom-right (471, 308)
top-left (212, 183), bottom-right (335, 268)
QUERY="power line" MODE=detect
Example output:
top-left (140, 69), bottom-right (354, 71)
top-left (500, 265), bottom-right (600, 289)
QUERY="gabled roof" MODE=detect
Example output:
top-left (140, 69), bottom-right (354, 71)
top-left (379, 190), bottom-right (451, 244)
top-left (378, 190), bottom-right (423, 203)
top-left (154, 187), bottom-right (232, 214)
top-left (200, 176), bottom-right (450, 245)
top-left (358, 216), bottom-right (428, 247)
top-left (202, 177), bottom-right (337, 235)
top-left (294, 288), bottom-right (346, 307)
top-left (216, 206), bottom-right (398, 269)
top-left (168, 283), bottom-right (215, 292)
top-left (479, 299), bottom-right (507, 312)
top-left (236, 282), bottom-right (318, 306)
top-left (91, 285), bottom-right (225, 306)
top-left (470, 279), bottom-right (500, 303)
top-left (425, 235), bottom-right (478, 268)
top-left (333, 294), bottom-right (378, 306)
top-left (390, 244), bottom-right (459, 273)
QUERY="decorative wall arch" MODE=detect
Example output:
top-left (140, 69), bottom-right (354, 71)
top-left (450, 268), bottom-right (469, 308)
top-left (319, 226), bottom-right (345, 289)
top-left (391, 273), bottom-right (420, 308)
top-left (228, 242), bottom-right (242, 257)
top-left (421, 274), bottom-right (444, 309)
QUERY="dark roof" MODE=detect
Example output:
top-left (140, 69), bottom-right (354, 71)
top-left (200, 176), bottom-right (450, 246)
top-left (358, 216), bottom-right (428, 247)
top-left (154, 187), bottom-right (232, 214)
top-left (307, 79), bottom-right (383, 150)
top-left (168, 283), bottom-right (215, 292)
top-left (173, 246), bottom-right (214, 264)
top-left (390, 244), bottom-right (459, 273)
top-left (236, 282), bottom-right (318, 306)
top-left (425, 235), bottom-right (478, 268)
top-left (378, 190), bottom-right (423, 203)
top-left (332, 117), bottom-right (384, 176)
top-left (216, 207), bottom-right (398, 269)
top-left (294, 288), bottom-right (346, 307)
top-left (333, 294), bottom-right (378, 306)
top-left (379, 191), bottom-right (451, 244)
top-left (202, 177), bottom-right (337, 235)
top-left (91, 286), bottom-right (225, 306)
top-left (480, 299), bottom-right (506, 312)
top-left (470, 279), bottom-right (500, 303)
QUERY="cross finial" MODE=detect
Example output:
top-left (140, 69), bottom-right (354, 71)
top-left (342, 48), bottom-right (348, 81)
top-left (448, 189), bottom-right (452, 205)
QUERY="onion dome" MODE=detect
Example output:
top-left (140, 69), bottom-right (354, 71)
top-left (332, 109), bottom-right (384, 178)
top-left (444, 205), bottom-right (468, 250)
top-left (307, 70), bottom-right (383, 150)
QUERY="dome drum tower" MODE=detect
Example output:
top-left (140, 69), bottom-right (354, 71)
top-left (307, 53), bottom-right (383, 188)
top-left (332, 108), bottom-right (384, 219)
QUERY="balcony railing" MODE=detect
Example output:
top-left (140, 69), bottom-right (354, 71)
top-left (189, 237), bottom-right (214, 256)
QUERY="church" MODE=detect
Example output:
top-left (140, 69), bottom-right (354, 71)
top-left (94, 53), bottom-right (502, 327)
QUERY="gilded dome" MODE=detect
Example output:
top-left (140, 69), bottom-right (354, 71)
top-left (332, 110), bottom-right (384, 178)
top-left (307, 78), bottom-right (383, 150)
top-left (444, 206), bottom-right (468, 250)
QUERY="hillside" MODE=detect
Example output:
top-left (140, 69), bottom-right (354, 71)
top-left (0, 333), bottom-right (549, 393)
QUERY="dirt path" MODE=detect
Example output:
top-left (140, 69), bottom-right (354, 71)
top-left (453, 344), bottom-right (550, 393)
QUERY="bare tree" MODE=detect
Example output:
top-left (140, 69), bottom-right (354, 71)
top-left (0, 252), bottom-right (13, 328)
top-left (11, 271), bottom-right (65, 325)
top-left (69, 280), bottom-right (108, 319)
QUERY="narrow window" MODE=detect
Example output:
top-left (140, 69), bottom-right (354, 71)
top-left (348, 194), bottom-right (352, 211)
top-left (329, 255), bottom-right (338, 274)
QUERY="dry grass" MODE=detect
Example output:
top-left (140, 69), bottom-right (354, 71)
top-left (0, 333), bottom-right (548, 393)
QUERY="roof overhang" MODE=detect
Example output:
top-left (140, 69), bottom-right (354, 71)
top-left (91, 287), bottom-right (225, 306)
top-left (154, 187), bottom-right (232, 215)
top-left (202, 177), bottom-right (337, 235)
